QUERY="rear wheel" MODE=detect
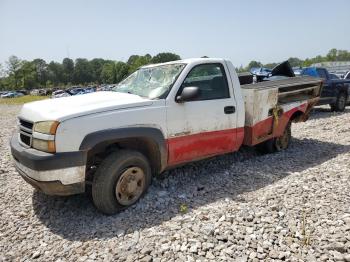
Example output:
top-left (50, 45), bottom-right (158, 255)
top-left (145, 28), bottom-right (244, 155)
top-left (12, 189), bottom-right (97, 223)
top-left (330, 92), bottom-right (347, 112)
top-left (92, 150), bottom-right (152, 215)
top-left (257, 121), bottom-right (291, 153)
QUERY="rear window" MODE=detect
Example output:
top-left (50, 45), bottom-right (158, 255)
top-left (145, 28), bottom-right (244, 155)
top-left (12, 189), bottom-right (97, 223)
top-left (316, 69), bottom-right (327, 79)
top-left (301, 68), bottom-right (318, 77)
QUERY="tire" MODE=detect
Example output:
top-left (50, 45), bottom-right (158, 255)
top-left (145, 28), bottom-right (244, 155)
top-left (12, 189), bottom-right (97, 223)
top-left (92, 150), bottom-right (152, 215)
top-left (330, 92), bottom-right (347, 112)
top-left (256, 121), bottom-right (291, 154)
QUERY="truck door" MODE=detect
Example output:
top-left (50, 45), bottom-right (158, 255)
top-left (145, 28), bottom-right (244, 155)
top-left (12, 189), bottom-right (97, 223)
top-left (166, 63), bottom-right (239, 166)
top-left (317, 68), bottom-right (333, 102)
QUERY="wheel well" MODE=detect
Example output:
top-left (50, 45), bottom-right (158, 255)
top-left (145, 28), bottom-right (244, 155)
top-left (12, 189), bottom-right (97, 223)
top-left (86, 137), bottom-right (162, 180)
top-left (290, 110), bottom-right (304, 123)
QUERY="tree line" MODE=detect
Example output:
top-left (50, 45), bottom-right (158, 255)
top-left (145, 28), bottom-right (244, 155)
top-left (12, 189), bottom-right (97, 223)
top-left (237, 48), bottom-right (350, 72)
top-left (0, 52), bottom-right (181, 90)
top-left (1, 48), bottom-right (349, 91)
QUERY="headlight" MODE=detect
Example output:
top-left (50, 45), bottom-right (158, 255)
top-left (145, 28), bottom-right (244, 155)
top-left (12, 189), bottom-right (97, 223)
top-left (32, 138), bottom-right (56, 153)
top-left (32, 121), bottom-right (59, 153)
top-left (33, 121), bottom-right (59, 135)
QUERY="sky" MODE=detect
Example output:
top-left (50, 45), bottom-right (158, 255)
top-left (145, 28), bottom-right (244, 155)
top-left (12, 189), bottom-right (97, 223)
top-left (0, 0), bottom-right (349, 67)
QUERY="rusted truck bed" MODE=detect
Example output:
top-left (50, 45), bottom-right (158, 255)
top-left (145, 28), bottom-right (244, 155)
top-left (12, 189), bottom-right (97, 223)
top-left (241, 76), bottom-right (323, 146)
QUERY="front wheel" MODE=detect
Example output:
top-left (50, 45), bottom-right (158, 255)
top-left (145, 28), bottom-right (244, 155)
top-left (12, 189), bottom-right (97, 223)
top-left (256, 121), bottom-right (291, 154)
top-left (330, 92), bottom-right (347, 112)
top-left (92, 150), bottom-right (152, 215)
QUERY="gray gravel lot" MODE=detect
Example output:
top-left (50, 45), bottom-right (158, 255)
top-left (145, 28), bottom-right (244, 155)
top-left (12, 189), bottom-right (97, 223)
top-left (0, 104), bottom-right (349, 262)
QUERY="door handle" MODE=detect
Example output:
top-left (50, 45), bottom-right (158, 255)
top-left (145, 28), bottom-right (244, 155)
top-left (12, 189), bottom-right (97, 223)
top-left (224, 106), bottom-right (235, 114)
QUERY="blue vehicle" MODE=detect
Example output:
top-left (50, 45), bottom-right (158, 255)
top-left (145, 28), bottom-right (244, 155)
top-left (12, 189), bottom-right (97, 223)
top-left (301, 67), bottom-right (350, 111)
top-left (250, 67), bottom-right (272, 82)
top-left (250, 61), bottom-right (296, 82)
top-left (0, 91), bottom-right (24, 98)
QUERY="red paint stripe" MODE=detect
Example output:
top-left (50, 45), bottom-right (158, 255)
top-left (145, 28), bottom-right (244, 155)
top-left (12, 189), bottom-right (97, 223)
top-left (243, 103), bottom-right (308, 146)
top-left (167, 103), bottom-right (308, 166)
top-left (167, 127), bottom-right (244, 166)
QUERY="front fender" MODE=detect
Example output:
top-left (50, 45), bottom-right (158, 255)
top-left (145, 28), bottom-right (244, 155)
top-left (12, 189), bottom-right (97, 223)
top-left (79, 127), bottom-right (168, 171)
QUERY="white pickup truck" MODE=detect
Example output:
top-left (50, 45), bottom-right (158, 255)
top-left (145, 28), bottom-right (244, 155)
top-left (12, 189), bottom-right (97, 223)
top-left (11, 58), bottom-right (322, 214)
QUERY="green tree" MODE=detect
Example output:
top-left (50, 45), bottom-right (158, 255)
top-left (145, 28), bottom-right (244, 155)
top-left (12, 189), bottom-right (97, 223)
top-left (236, 64), bottom-right (245, 73)
top-left (0, 63), bottom-right (5, 78)
top-left (0, 63), bottom-right (5, 90)
top-left (151, 52), bottom-right (181, 63)
top-left (101, 62), bottom-right (116, 84)
top-left (21, 61), bottom-right (36, 89)
top-left (47, 61), bottom-right (64, 86)
top-left (74, 58), bottom-right (92, 84)
top-left (101, 61), bottom-right (129, 84)
top-left (32, 58), bottom-right (48, 87)
top-left (127, 54), bottom-right (152, 74)
top-left (263, 62), bottom-right (278, 69)
top-left (6, 55), bottom-right (23, 88)
top-left (90, 58), bottom-right (108, 84)
top-left (327, 48), bottom-right (338, 61)
top-left (127, 55), bottom-right (141, 66)
top-left (303, 58), bottom-right (312, 67)
top-left (114, 62), bottom-right (129, 83)
top-left (337, 50), bottom-right (350, 61)
top-left (287, 57), bottom-right (303, 67)
top-left (62, 57), bottom-right (74, 84)
top-left (247, 60), bottom-right (263, 69)
top-left (2, 48), bottom-right (350, 90)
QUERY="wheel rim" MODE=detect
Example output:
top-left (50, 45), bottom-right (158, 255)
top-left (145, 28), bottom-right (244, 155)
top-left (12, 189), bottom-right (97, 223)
top-left (276, 126), bottom-right (290, 150)
top-left (338, 95), bottom-right (346, 109)
top-left (115, 167), bottom-right (145, 206)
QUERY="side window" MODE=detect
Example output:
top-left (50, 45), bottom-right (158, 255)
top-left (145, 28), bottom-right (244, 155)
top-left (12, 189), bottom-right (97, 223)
top-left (182, 64), bottom-right (230, 100)
top-left (316, 69), bottom-right (327, 79)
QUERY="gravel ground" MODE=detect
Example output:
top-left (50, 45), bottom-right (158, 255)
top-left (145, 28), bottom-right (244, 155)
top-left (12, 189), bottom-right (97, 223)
top-left (0, 104), bottom-right (349, 262)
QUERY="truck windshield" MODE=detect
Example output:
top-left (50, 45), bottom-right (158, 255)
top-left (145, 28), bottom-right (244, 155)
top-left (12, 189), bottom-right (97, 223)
top-left (113, 63), bottom-right (185, 99)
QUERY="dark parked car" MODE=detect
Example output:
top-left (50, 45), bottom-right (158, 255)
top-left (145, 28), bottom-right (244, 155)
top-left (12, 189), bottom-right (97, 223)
top-left (84, 87), bottom-right (95, 93)
top-left (250, 67), bottom-right (272, 82)
top-left (329, 73), bottom-right (340, 80)
top-left (344, 71), bottom-right (350, 80)
top-left (301, 67), bottom-right (350, 111)
top-left (67, 87), bottom-right (85, 95)
top-left (18, 89), bottom-right (29, 95)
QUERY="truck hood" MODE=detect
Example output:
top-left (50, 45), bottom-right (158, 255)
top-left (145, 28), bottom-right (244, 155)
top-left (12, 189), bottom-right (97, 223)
top-left (19, 91), bottom-right (153, 122)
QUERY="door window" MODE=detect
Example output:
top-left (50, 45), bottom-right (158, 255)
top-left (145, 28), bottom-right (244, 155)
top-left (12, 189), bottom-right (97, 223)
top-left (181, 64), bottom-right (230, 100)
top-left (316, 69), bottom-right (327, 80)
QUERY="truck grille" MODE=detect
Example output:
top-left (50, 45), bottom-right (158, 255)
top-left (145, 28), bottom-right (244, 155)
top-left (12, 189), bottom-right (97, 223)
top-left (18, 118), bottom-right (33, 147)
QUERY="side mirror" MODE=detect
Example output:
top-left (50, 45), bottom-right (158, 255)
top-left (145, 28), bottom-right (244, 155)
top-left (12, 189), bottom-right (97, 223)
top-left (176, 86), bottom-right (200, 103)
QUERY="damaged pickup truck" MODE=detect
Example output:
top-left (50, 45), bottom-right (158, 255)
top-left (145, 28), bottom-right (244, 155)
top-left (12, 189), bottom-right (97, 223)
top-left (10, 58), bottom-right (322, 214)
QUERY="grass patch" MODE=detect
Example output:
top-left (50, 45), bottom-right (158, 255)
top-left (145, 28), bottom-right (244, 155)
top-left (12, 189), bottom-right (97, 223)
top-left (179, 203), bottom-right (188, 214)
top-left (0, 95), bottom-right (49, 105)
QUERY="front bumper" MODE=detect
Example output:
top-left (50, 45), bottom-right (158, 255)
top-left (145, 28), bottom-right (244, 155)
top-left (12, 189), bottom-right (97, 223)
top-left (17, 166), bottom-right (85, 196)
top-left (10, 134), bottom-right (87, 196)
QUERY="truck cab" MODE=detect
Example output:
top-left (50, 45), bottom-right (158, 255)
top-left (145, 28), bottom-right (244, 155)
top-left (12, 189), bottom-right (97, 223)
top-left (301, 67), bottom-right (350, 111)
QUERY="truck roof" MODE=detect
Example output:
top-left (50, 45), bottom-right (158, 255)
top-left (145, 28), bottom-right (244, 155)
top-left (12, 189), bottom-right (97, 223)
top-left (141, 58), bottom-right (227, 68)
